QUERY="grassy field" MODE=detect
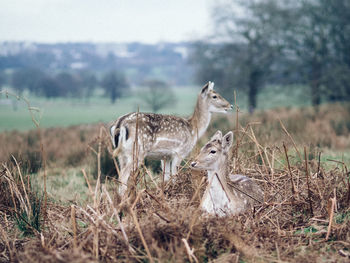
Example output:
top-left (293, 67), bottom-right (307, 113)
top-left (0, 85), bottom-right (311, 132)
top-left (0, 86), bottom-right (198, 132)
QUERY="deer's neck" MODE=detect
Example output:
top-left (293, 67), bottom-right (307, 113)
top-left (189, 96), bottom-right (211, 140)
top-left (202, 159), bottom-right (244, 216)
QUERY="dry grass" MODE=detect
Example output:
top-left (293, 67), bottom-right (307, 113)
top-left (0, 103), bottom-right (350, 262)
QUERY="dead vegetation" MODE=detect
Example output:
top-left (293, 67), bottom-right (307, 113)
top-left (0, 103), bottom-right (350, 262)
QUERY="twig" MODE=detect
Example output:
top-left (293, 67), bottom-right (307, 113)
top-left (82, 168), bottom-right (93, 196)
top-left (94, 127), bottom-right (103, 210)
top-left (263, 147), bottom-right (273, 178)
top-left (182, 238), bottom-right (199, 263)
top-left (13, 156), bottom-right (31, 213)
top-left (233, 90), bottom-right (240, 163)
top-left (153, 211), bottom-right (171, 223)
top-left (325, 193), bottom-right (336, 241)
top-left (187, 176), bottom-right (206, 206)
top-left (317, 151), bottom-right (321, 177)
top-left (329, 159), bottom-right (350, 203)
top-left (101, 186), bottom-right (136, 253)
top-left (93, 221), bottom-right (99, 259)
top-left (70, 205), bottom-right (77, 250)
top-left (249, 126), bottom-right (268, 175)
top-left (282, 143), bottom-right (296, 196)
top-left (129, 208), bottom-right (154, 263)
top-left (143, 166), bottom-right (161, 192)
top-left (0, 224), bottom-right (13, 261)
top-left (275, 242), bottom-right (281, 262)
top-left (10, 158), bottom-right (31, 217)
top-left (144, 189), bottom-right (170, 212)
top-left (304, 147), bottom-right (313, 216)
top-left (346, 166), bottom-right (350, 203)
top-left (227, 181), bottom-right (263, 204)
top-left (279, 119), bottom-right (302, 161)
top-left (131, 189), bottom-right (145, 210)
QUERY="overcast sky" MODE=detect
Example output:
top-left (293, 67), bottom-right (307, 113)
top-left (0, 0), bottom-right (214, 43)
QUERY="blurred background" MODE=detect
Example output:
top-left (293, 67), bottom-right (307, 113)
top-left (0, 0), bottom-right (349, 131)
top-left (1, 1), bottom-right (350, 259)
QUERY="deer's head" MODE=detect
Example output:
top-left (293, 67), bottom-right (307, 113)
top-left (191, 131), bottom-right (233, 171)
top-left (200, 82), bottom-right (232, 113)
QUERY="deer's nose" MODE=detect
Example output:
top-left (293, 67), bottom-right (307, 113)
top-left (230, 104), bottom-right (233, 109)
top-left (191, 162), bottom-right (197, 167)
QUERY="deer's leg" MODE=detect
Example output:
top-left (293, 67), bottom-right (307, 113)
top-left (119, 164), bottom-right (132, 196)
top-left (119, 149), bottom-right (145, 196)
top-left (163, 156), bottom-right (181, 182)
top-left (171, 156), bottom-right (181, 176)
top-left (162, 159), bottom-right (172, 182)
top-left (118, 153), bottom-right (132, 196)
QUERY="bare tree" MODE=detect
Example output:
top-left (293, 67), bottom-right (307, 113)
top-left (192, 0), bottom-right (350, 109)
top-left (0, 71), bottom-right (6, 88)
top-left (101, 71), bottom-right (129, 103)
top-left (193, 0), bottom-right (287, 112)
top-left (140, 79), bottom-right (177, 113)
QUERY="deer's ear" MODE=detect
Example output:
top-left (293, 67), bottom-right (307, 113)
top-left (210, 130), bottom-right (222, 141)
top-left (222, 131), bottom-right (233, 152)
top-left (200, 82), bottom-right (209, 97)
top-left (208, 81), bottom-right (214, 91)
top-left (201, 81), bottom-right (214, 98)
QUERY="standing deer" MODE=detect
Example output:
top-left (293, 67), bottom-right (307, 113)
top-left (191, 131), bottom-right (263, 216)
top-left (109, 82), bottom-right (232, 195)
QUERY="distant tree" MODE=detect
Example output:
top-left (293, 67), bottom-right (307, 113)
top-left (190, 42), bottom-right (226, 95)
top-left (55, 72), bottom-right (81, 97)
top-left (0, 71), bottom-right (6, 88)
top-left (319, 0), bottom-right (350, 102)
top-left (276, 0), bottom-right (330, 107)
top-left (322, 66), bottom-right (350, 102)
top-left (192, 0), bottom-right (287, 112)
top-left (11, 69), bottom-right (31, 94)
top-left (140, 79), bottom-right (177, 113)
top-left (229, 0), bottom-right (283, 111)
top-left (101, 71), bottom-right (129, 103)
top-left (192, 0), bottom-right (350, 108)
top-left (11, 68), bottom-right (46, 95)
top-left (39, 76), bottom-right (62, 98)
top-left (77, 70), bottom-right (97, 99)
top-left (270, 0), bottom-right (350, 105)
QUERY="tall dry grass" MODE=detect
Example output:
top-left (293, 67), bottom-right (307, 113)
top-left (0, 103), bottom-right (349, 262)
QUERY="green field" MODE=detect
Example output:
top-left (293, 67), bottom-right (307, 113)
top-left (0, 85), bottom-right (311, 132)
top-left (0, 86), bottom-right (199, 131)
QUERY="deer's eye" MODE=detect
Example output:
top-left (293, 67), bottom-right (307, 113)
top-left (210, 150), bottom-right (216, 154)
top-left (212, 95), bottom-right (217, 99)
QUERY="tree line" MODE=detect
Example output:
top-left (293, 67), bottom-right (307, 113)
top-left (191, 0), bottom-right (350, 111)
top-left (0, 69), bottom-right (176, 112)
top-left (0, 69), bottom-right (129, 103)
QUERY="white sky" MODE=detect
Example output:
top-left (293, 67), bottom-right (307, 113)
top-left (0, 0), bottom-right (214, 43)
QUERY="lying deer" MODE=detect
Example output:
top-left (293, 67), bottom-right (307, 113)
top-left (191, 131), bottom-right (263, 216)
top-left (109, 82), bottom-right (232, 195)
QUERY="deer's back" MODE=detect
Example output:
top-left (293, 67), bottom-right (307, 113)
top-left (229, 174), bottom-right (263, 208)
top-left (116, 112), bottom-right (194, 157)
